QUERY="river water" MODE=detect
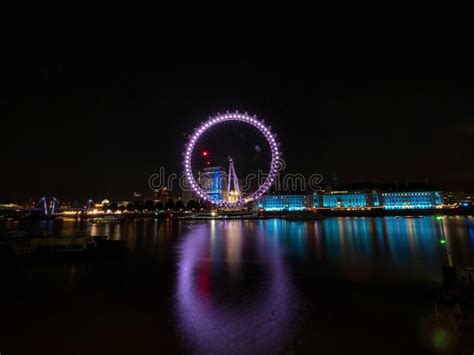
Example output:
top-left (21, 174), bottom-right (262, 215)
top-left (1, 216), bottom-right (474, 354)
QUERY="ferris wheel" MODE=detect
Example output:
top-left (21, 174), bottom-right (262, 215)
top-left (184, 111), bottom-right (280, 208)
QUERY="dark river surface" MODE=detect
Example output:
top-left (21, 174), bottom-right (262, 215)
top-left (1, 216), bottom-right (474, 354)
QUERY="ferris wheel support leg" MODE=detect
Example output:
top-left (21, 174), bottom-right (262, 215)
top-left (227, 157), bottom-right (240, 196)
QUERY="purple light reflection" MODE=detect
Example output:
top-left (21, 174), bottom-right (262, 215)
top-left (175, 221), bottom-right (299, 354)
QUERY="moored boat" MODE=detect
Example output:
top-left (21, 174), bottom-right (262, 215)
top-left (31, 235), bottom-right (97, 252)
top-left (2, 233), bottom-right (110, 257)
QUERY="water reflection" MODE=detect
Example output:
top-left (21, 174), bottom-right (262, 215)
top-left (3, 216), bottom-right (474, 274)
top-left (250, 217), bottom-right (445, 280)
top-left (3, 216), bottom-right (474, 352)
top-left (171, 217), bottom-right (474, 352)
top-left (175, 221), bottom-right (299, 354)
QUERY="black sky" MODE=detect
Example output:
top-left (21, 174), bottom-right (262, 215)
top-left (1, 6), bottom-right (474, 202)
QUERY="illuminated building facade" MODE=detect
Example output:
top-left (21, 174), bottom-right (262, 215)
top-left (312, 190), bottom-right (442, 210)
top-left (152, 187), bottom-right (169, 203)
top-left (199, 166), bottom-right (227, 203)
top-left (316, 191), bottom-right (368, 208)
top-left (382, 191), bottom-right (442, 209)
top-left (372, 193), bottom-right (381, 207)
top-left (258, 183), bottom-right (444, 212)
top-left (258, 194), bottom-right (306, 211)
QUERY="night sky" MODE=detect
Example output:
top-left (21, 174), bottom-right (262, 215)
top-left (2, 7), bottom-right (473, 202)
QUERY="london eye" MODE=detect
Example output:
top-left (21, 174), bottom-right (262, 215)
top-left (184, 112), bottom-right (280, 208)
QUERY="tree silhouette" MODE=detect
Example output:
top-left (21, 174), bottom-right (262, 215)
top-left (175, 199), bottom-right (185, 210)
top-left (144, 200), bottom-right (154, 211)
top-left (186, 200), bottom-right (199, 210)
top-left (155, 201), bottom-right (164, 211)
top-left (134, 201), bottom-right (144, 212)
top-left (126, 202), bottom-right (135, 212)
top-left (165, 198), bottom-right (175, 210)
top-left (109, 202), bottom-right (118, 212)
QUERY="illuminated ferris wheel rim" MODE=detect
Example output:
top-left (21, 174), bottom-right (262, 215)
top-left (184, 112), bottom-right (280, 208)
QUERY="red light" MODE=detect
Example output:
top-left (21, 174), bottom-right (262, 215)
top-left (202, 151), bottom-right (208, 157)
top-left (206, 161), bottom-right (211, 165)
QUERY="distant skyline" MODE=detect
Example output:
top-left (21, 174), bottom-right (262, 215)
top-left (2, 8), bottom-right (473, 201)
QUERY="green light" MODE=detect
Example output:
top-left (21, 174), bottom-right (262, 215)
top-left (436, 215), bottom-right (443, 220)
top-left (432, 328), bottom-right (451, 350)
top-left (440, 240), bottom-right (446, 244)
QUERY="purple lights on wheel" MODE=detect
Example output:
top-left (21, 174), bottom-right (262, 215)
top-left (184, 112), bottom-right (280, 207)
